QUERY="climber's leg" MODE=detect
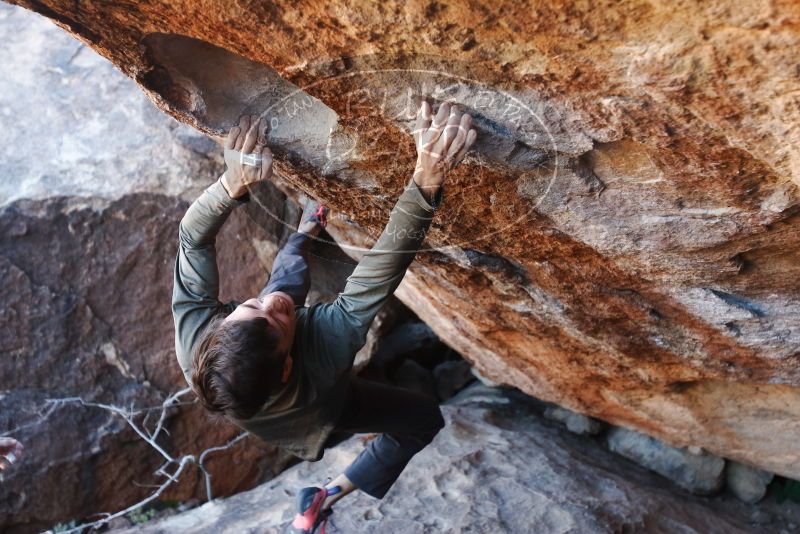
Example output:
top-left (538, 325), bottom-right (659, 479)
top-left (259, 199), bottom-right (327, 306)
top-left (259, 232), bottom-right (312, 306)
top-left (322, 473), bottom-right (357, 508)
top-left (323, 376), bottom-right (445, 505)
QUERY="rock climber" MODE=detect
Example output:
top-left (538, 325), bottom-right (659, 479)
top-left (172, 100), bottom-right (476, 533)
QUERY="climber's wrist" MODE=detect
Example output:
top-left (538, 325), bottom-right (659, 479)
top-left (413, 170), bottom-right (443, 203)
top-left (221, 172), bottom-right (248, 199)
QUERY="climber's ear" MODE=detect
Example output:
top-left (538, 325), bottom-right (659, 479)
top-left (281, 353), bottom-right (293, 384)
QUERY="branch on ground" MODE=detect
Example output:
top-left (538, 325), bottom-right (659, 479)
top-left (7, 388), bottom-right (248, 534)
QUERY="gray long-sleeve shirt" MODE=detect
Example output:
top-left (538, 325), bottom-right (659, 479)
top-left (172, 176), bottom-right (439, 460)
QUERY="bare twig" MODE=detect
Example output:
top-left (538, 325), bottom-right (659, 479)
top-left (2, 401), bottom-right (64, 436)
top-left (198, 432), bottom-right (248, 501)
top-left (45, 396), bottom-right (174, 462)
top-left (149, 388), bottom-right (193, 440)
top-left (46, 456), bottom-right (196, 534)
top-left (33, 389), bottom-right (247, 534)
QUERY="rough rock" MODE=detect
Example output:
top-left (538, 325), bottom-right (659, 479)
top-left (470, 366), bottom-right (501, 388)
top-left (7, 0), bottom-right (800, 479)
top-left (0, 6), bottom-right (355, 531)
top-left (351, 297), bottom-right (410, 373)
top-left (727, 461), bottom-right (775, 504)
top-left (432, 359), bottom-right (475, 401)
top-left (367, 321), bottom-right (441, 368)
top-left (0, 4), bottom-right (213, 209)
top-left (606, 426), bottom-right (726, 495)
top-left (115, 384), bottom-right (800, 534)
top-left (0, 192), bottom-right (296, 533)
top-left (391, 360), bottom-right (437, 399)
top-left (543, 404), bottom-right (604, 436)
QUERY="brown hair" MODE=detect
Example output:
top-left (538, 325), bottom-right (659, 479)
top-left (191, 314), bottom-right (283, 420)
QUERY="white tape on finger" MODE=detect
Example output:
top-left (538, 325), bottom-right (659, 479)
top-left (224, 148), bottom-right (262, 168)
top-left (240, 152), bottom-right (263, 166)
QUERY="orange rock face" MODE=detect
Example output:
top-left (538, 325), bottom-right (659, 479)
top-left (9, 0), bottom-right (800, 477)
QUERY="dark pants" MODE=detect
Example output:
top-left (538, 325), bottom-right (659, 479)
top-left (259, 232), bottom-right (312, 306)
top-left (333, 377), bottom-right (444, 499)
top-left (263, 232), bottom-right (445, 499)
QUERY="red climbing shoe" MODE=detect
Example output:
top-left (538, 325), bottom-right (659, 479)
top-left (289, 486), bottom-right (338, 534)
top-left (301, 199), bottom-right (329, 228)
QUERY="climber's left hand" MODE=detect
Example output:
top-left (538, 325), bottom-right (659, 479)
top-left (222, 114), bottom-right (273, 199)
top-left (0, 437), bottom-right (23, 471)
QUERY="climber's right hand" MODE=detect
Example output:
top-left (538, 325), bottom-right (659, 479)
top-left (412, 100), bottom-right (477, 201)
top-left (221, 114), bottom-right (273, 199)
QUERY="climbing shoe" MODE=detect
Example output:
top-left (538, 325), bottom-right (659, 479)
top-left (289, 485), bottom-right (340, 533)
top-left (301, 198), bottom-right (329, 228)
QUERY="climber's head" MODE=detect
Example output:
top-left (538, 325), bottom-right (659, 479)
top-left (191, 291), bottom-right (296, 419)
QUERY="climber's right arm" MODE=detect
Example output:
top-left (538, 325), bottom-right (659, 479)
top-left (307, 101), bottom-right (477, 378)
top-left (171, 115), bottom-right (273, 383)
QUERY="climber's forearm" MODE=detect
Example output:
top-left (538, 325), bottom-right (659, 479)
top-left (178, 176), bottom-right (246, 249)
top-left (178, 113), bottom-right (271, 245)
top-left (327, 178), bottom-right (437, 336)
top-left (172, 116), bottom-right (276, 381)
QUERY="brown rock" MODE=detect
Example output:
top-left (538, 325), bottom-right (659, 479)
top-left (0, 186), bottom-right (356, 532)
top-left (0, 8), bottom-right (368, 530)
top-left (6, 0), bottom-right (800, 479)
top-left (0, 194), bottom-right (291, 532)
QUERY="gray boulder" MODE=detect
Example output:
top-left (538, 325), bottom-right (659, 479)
top-left (391, 360), bottom-right (437, 399)
top-left (432, 359), bottom-right (475, 401)
top-left (606, 427), bottom-right (725, 495)
top-left (727, 460), bottom-right (774, 504)
top-left (543, 405), bottom-right (604, 436)
top-left (368, 322), bottom-right (440, 368)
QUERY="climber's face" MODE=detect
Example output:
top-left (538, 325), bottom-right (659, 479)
top-left (225, 291), bottom-right (296, 383)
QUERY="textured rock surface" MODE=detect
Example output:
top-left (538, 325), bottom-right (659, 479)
top-left (432, 359), bottom-right (475, 401)
top-left (606, 426), bottom-right (726, 495)
top-left (0, 192), bottom-right (295, 533)
top-left (0, 5), bottom-right (356, 531)
top-left (115, 384), bottom-right (800, 534)
top-left (544, 404), bottom-right (604, 436)
top-left (0, 5), bottom-right (212, 209)
top-left (727, 461), bottom-right (775, 504)
top-left (392, 359), bottom-right (438, 398)
top-left (7, 0), bottom-right (799, 478)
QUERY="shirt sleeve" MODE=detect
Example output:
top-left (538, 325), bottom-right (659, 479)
top-left (305, 179), bottom-right (440, 380)
top-left (172, 176), bottom-right (248, 384)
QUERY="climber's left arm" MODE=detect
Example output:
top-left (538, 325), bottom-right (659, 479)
top-left (172, 115), bottom-right (273, 383)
